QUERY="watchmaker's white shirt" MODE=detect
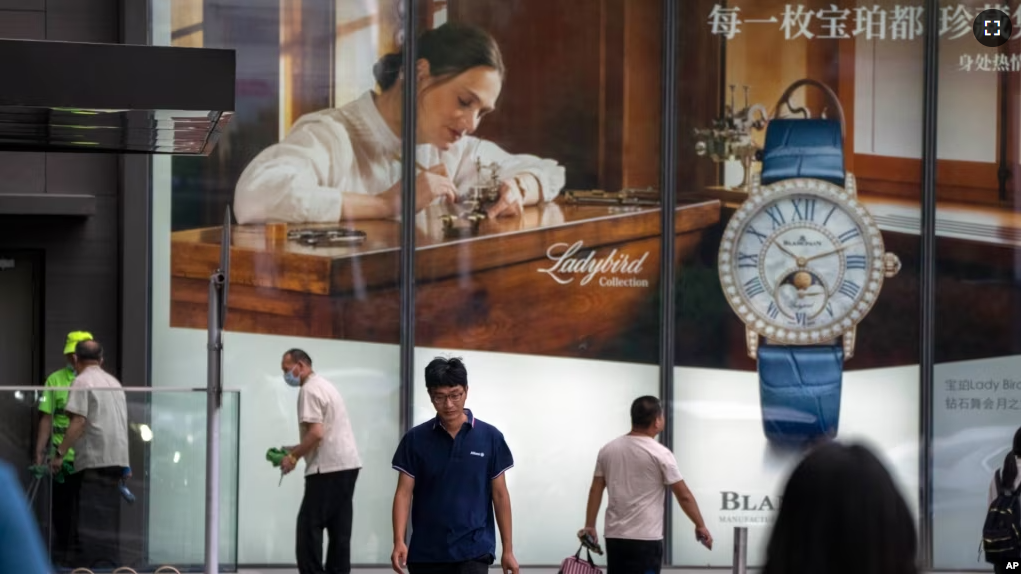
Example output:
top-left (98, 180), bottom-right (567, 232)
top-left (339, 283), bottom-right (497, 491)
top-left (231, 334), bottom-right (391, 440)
top-left (233, 90), bottom-right (565, 224)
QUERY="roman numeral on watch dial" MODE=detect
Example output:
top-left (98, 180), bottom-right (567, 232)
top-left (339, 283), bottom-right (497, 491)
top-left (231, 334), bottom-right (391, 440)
top-left (737, 252), bottom-right (758, 268)
top-left (745, 226), bottom-right (768, 244)
top-left (838, 228), bottom-right (861, 244)
top-left (823, 205), bottom-right (838, 225)
top-left (744, 277), bottom-right (766, 298)
top-left (838, 279), bottom-right (861, 299)
top-left (791, 198), bottom-right (816, 222)
top-left (846, 254), bottom-right (867, 269)
top-left (764, 205), bottom-right (786, 229)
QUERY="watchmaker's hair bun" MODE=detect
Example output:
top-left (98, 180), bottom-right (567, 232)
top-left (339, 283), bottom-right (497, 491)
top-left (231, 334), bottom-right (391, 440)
top-left (373, 52), bottom-right (404, 91)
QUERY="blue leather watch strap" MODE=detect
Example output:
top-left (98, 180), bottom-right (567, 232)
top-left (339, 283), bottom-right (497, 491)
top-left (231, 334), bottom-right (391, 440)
top-left (757, 344), bottom-right (844, 445)
top-left (755, 117), bottom-right (847, 445)
top-left (759, 118), bottom-right (845, 187)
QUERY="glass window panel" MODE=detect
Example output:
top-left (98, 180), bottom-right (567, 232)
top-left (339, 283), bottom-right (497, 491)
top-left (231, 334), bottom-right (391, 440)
top-left (931, 1), bottom-right (1021, 569)
top-left (407, 0), bottom-right (680, 565)
top-left (151, 0), bottom-right (400, 566)
top-left (674, 0), bottom-right (923, 567)
top-left (1, 386), bottom-right (239, 571)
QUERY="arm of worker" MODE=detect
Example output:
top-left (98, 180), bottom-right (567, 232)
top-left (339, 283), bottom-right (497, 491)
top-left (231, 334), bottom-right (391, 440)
top-left (52, 386), bottom-right (90, 473)
top-left (670, 479), bottom-right (712, 549)
top-left (35, 386), bottom-right (59, 464)
top-left (390, 434), bottom-right (418, 574)
top-left (50, 414), bottom-right (86, 474)
top-left (33, 413), bottom-right (52, 466)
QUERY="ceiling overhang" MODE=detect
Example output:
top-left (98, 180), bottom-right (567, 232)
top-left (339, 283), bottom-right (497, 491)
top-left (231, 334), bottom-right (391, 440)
top-left (0, 39), bottom-right (236, 155)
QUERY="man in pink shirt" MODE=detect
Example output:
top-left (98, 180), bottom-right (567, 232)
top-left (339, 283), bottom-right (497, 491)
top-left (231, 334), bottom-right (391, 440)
top-left (580, 396), bottom-right (712, 574)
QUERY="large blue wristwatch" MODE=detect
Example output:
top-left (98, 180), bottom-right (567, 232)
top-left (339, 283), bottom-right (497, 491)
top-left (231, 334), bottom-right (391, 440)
top-left (717, 81), bottom-right (900, 446)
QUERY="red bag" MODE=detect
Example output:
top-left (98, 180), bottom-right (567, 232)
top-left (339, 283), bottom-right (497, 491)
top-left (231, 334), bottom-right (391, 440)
top-left (559, 545), bottom-right (603, 574)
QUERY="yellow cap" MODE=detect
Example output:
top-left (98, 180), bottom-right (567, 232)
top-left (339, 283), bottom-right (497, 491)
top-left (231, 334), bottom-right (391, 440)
top-left (63, 331), bottom-right (94, 355)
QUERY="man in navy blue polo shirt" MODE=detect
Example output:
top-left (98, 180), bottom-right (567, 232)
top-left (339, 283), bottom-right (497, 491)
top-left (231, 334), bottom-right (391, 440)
top-left (390, 356), bottom-right (519, 574)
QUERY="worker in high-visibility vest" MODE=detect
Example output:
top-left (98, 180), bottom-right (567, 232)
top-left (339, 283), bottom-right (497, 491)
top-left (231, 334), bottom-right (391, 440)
top-left (33, 330), bottom-right (93, 567)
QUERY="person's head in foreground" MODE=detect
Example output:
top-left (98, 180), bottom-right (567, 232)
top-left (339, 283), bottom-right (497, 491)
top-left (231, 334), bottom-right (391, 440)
top-left (763, 441), bottom-right (918, 574)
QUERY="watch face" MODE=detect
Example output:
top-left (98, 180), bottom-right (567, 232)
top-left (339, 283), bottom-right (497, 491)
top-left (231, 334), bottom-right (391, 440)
top-left (718, 175), bottom-right (887, 344)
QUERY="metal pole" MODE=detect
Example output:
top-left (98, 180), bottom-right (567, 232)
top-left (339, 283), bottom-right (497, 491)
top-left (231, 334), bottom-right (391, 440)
top-left (731, 526), bottom-right (748, 574)
top-left (204, 271), bottom-right (224, 574)
top-left (397, 0), bottom-right (418, 438)
top-left (658, 0), bottom-right (680, 561)
top-left (918, 0), bottom-right (939, 568)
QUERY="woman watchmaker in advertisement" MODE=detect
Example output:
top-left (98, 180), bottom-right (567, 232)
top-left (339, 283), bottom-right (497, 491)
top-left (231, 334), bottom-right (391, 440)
top-left (233, 22), bottom-right (565, 225)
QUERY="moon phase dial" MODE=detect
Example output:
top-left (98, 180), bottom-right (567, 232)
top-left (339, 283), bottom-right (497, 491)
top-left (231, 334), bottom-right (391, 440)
top-left (774, 267), bottom-right (830, 322)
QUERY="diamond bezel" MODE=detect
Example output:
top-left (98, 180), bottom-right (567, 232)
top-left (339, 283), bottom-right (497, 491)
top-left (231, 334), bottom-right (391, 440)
top-left (717, 174), bottom-right (886, 344)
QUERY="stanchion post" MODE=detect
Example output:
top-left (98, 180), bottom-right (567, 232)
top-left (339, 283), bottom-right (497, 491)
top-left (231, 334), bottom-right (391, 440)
top-left (732, 526), bottom-right (748, 574)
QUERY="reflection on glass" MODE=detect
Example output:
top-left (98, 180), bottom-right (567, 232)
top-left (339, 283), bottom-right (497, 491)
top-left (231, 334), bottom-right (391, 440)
top-left (408, 0), bottom-right (684, 565)
top-left (0, 386), bottom-right (239, 572)
top-left (154, 0), bottom-right (400, 567)
top-left (931, 3), bottom-right (1021, 569)
top-left (674, 0), bottom-right (922, 567)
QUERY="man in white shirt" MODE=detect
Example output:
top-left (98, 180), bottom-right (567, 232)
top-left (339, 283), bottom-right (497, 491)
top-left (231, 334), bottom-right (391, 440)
top-left (279, 348), bottom-right (362, 574)
top-left (51, 339), bottom-right (130, 567)
top-left (581, 396), bottom-right (712, 574)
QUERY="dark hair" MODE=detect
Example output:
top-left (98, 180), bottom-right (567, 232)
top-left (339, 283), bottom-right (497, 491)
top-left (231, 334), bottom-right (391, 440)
top-left (284, 348), bottom-right (312, 367)
top-left (373, 23), bottom-right (505, 91)
top-left (763, 442), bottom-right (918, 574)
top-left (74, 340), bottom-right (103, 362)
top-left (424, 356), bottom-right (468, 390)
top-left (1000, 426), bottom-right (1021, 490)
top-left (630, 396), bottom-right (662, 428)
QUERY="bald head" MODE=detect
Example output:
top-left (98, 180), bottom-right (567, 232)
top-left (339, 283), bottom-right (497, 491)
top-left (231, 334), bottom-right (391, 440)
top-left (74, 340), bottom-right (103, 364)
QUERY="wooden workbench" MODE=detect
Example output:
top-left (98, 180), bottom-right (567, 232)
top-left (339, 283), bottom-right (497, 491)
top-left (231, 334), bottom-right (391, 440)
top-left (170, 198), bottom-right (721, 362)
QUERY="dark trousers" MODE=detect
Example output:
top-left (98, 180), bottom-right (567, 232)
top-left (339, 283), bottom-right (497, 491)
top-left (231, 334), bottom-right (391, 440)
top-left (296, 468), bottom-right (359, 574)
top-left (407, 554), bottom-right (493, 574)
top-left (50, 476), bottom-right (80, 566)
top-left (67, 467), bottom-right (123, 569)
top-left (605, 538), bottom-right (663, 574)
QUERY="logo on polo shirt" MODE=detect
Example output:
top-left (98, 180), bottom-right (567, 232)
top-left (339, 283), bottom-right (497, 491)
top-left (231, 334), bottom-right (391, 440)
top-left (470, 451), bottom-right (485, 457)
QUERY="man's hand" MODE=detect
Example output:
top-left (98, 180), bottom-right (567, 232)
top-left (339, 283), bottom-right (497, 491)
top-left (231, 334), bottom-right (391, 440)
top-left (34, 451), bottom-right (46, 467)
top-left (280, 453), bottom-right (297, 475)
top-left (390, 540), bottom-right (408, 574)
top-left (49, 454), bottom-right (63, 474)
top-left (578, 526), bottom-right (599, 544)
top-left (500, 551), bottom-right (520, 574)
top-left (696, 526), bottom-right (713, 550)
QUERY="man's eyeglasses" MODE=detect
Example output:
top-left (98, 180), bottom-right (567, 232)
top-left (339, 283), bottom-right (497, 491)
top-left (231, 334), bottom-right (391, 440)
top-left (430, 391), bottom-right (465, 405)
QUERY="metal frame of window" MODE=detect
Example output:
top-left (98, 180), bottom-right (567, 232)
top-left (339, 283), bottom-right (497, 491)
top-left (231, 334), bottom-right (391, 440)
top-left (919, 0), bottom-right (938, 569)
top-left (658, 0), bottom-right (681, 564)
